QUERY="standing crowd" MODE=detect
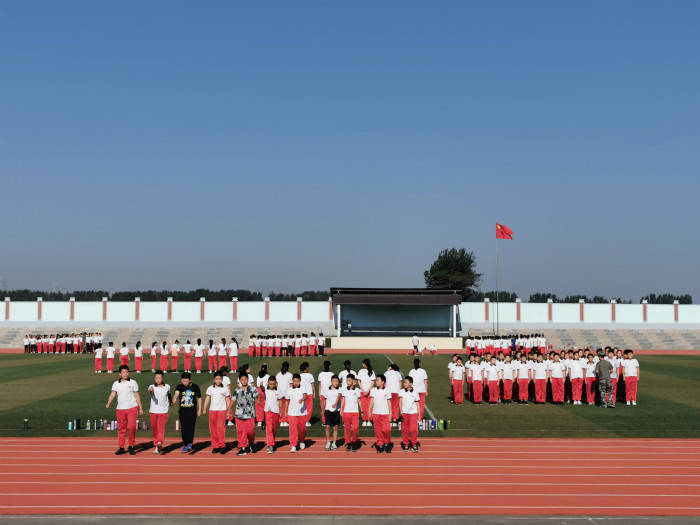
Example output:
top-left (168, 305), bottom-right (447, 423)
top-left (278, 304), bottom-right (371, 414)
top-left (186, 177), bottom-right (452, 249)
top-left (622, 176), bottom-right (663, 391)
top-left (24, 333), bottom-right (103, 353)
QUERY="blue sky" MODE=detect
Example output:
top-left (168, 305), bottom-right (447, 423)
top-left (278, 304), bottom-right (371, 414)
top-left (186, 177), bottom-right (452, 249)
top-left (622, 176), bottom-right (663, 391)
top-left (1, 1), bottom-right (699, 300)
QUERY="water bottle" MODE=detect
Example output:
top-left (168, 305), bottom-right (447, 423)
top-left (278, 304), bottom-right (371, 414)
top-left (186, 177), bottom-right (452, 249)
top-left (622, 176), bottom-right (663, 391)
top-left (68, 421), bottom-right (73, 430)
top-left (86, 420), bottom-right (91, 431)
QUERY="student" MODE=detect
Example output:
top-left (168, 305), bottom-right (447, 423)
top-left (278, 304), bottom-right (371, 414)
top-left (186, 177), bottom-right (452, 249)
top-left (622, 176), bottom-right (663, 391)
top-left (447, 354), bottom-right (458, 402)
top-left (515, 354), bottom-right (531, 404)
top-left (205, 340), bottom-right (215, 373)
top-left (94, 344), bottom-right (104, 373)
top-left (105, 343), bottom-right (116, 373)
top-left (484, 357), bottom-right (501, 404)
top-left (287, 373), bottom-right (310, 452)
top-left (469, 356), bottom-right (484, 404)
top-left (119, 342), bottom-right (130, 367)
top-left (203, 372), bottom-right (231, 454)
top-left (384, 363), bottom-right (403, 425)
top-left (411, 333), bottom-right (419, 354)
top-left (323, 375), bottom-right (342, 450)
top-left (567, 353), bottom-right (586, 405)
top-left (105, 365), bottom-right (143, 455)
top-left (194, 338), bottom-right (204, 373)
top-left (148, 370), bottom-right (171, 454)
top-left (217, 338), bottom-right (228, 371)
top-left (622, 350), bottom-right (640, 406)
top-left (170, 340), bottom-right (180, 372)
top-left (584, 354), bottom-right (597, 405)
top-left (171, 372), bottom-right (202, 454)
top-left (308, 332), bottom-right (317, 357)
top-left (150, 342), bottom-right (158, 372)
top-left (317, 333), bottom-right (325, 356)
top-left (317, 361), bottom-right (334, 425)
top-left (133, 341), bottom-right (143, 373)
top-left (532, 354), bottom-right (547, 403)
top-left (357, 359), bottom-right (376, 427)
top-left (263, 377), bottom-right (282, 453)
top-left (299, 362), bottom-right (315, 427)
top-left (301, 333), bottom-right (308, 357)
top-left (399, 376), bottom-right (420, 452)
top-left (548, 353), bottom-right (566, 404)
top-left (230, 371), bottom-right (257, 455)
top-left (369, 374), bottom-right (393, 453)
top-left (159, 341), bottom-right (169, 372)
top-left (452, 357), bottom-right (466, 405)
top-left (248, 334), bottom-right (255, 357)
top-left (255, 365), bottom-right (269, 427)
top-left (408, 359), bottom-right (428, 418)
top-left (338, 360), bottom-right (356, 386)
top-left (276, 362), bottom-right (292, 427)
top-left (228, 338), bottom-right (239, 372)
top-left (500, 355), bottom-right (515, 404)
top-left (183, 340), bottom-right (193, 373)
top-left (340, 374), bottom-right (361, 451)
top-left (254, 336), bottom-right (262, 357)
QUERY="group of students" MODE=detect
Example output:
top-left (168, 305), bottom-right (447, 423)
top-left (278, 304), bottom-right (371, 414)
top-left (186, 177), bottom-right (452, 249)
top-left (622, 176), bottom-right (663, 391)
top-left (464, 334), bottom-right (548, 356)
top-left (447, 346), bottom-right (640, 406)
top-left (23, 333), bottom-right (103, 354)
top-left (247, 334), bottom-right (325, 357)
top-left (105, 357), bottom-right (431, 456)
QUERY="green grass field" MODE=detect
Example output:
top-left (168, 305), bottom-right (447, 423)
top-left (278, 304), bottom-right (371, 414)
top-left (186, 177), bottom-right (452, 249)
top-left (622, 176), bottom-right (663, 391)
top-left (1, 353), bottom-right (698, 438)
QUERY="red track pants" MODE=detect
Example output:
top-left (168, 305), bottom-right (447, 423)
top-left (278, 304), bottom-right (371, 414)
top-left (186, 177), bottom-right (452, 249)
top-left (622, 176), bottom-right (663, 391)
top-left (453, 380), bottom-right (464, 404)
top-left (625, 376), bottom-right (638, 402)
top-left (390, 393), bottom-right (400, 419)
top-left (288, 415), bottom-right (306, 447)
top-left (552, 378), bottom-right (564, 403)
top-left (107, 358), bottom-right (114, 373)
top-left (265, 411), bottom-right (279, 447)
top-left (401, 413), bottom-right (418, 445)
top-left (535, 379), bottom-right (546, 403)
top-left (372, 414), bottom-right (391, 446)
top-left (518, 379), bottom-right (529, 401)
top-left (116, 407), bottom-right (137, 448)
top-left (488, 380), bottom-right (499, 403)
top-left (208, 410), bottom-right (226, 449)
top-left (342, 413), bottom-right (359, 444)
top-left (94, 358), bottom-right (102, 372)
top-left (150, 412), bottom-right (168, 445)
top-left (235, 417), bottom-right (255, 449)
top-left (135, 356), bottom-right (142, 372)
top-left (502, 379), bottom-right (513, 401)
top-left (472, 380), bottom-right (483, 403)
top-left (571, 378), bottom-right (583, 402)
top-left (184, 354), bottom-right (192, 371)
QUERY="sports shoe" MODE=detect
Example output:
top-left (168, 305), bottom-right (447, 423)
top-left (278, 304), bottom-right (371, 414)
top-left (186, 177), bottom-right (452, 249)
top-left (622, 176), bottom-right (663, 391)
top-left (325, 441), bottom-right (331, 451)
top-left (376, 444), bottom-right (384, 454)
top-left (181, 446), bottom-right (189, 453)
top-left (115, 448), bottom-right (127, 455)
top-left (212, 447), bottom-right (220, 454)
top-left (330, 442), bottom-right (338, 450)
top-left (128, 446), bottom-right (136, 455)
top-left (299, 442), bottom-right (306, 450)
top-left (411, 445), bottom-right (419, 453)
top-left (227, 421), bottom-right (234, 427)
top-left (237, 448), bottom-right (248, 456)
top-left (626, 401), bottom-right (631, 406)
top-left (290, 446), bottom-right (297, 453)
top-left (305, 422), bottom-right (311, 427)
top-left (401, 442), bottom-right (407, 451)
top-left (345, 443), bottom-right (352, 451)
top-left (632, 401), bottom-right (637, 406)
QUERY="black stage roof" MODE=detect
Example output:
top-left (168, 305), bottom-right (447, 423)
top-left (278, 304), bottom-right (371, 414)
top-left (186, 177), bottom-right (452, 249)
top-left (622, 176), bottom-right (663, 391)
top-left (330, 288), bottom-right (462, 306)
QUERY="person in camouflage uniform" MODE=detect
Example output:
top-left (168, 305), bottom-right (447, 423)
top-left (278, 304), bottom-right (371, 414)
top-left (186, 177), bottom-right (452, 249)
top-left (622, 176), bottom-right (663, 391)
top-left (595, 353), bottom-right (615, 408)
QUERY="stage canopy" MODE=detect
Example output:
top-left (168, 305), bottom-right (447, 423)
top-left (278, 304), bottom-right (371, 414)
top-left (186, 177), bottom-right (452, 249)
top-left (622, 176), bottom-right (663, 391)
top-left (330, 288), bottom-right (461, 337)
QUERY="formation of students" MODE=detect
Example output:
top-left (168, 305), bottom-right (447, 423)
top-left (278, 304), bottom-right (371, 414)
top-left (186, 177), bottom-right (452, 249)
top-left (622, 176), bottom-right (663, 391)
top-left (105, 357), bottom-right (430, 456)
top-left (23, 333), bottom-right (103, 354)
top-left (247, 333), bottom-right (325, 357)
top-left (464, 334), bottom-right (548, 356)
top-left (447, 347), bottom-right (640, 407)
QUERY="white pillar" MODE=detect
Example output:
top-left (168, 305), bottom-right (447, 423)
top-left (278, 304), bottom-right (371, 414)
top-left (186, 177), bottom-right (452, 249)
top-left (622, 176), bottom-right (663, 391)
top-left (452, 304), bottom-right (457, 337)
top-left (336, 304), bottom-right (341, 337)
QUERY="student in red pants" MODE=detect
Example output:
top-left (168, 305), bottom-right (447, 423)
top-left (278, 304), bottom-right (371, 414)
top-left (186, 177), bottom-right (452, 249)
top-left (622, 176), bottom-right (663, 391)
top-left (299, 362), bottom-right (315, 426)
top-left (207, 340), bottom-right (217, 373)
top-left (94, 345), bottom-right (104, 373)
top-left (548, 354), bottom-right (566, 404)
top-left (231, 374), bottom-right (259, 456)
top-left (287, 374), bottom-right (309, 453)
top-left (263, 377), bottom-right (282, 453)
top-left (516, 354), bottom-right (531, 404)
top-left (170, 341), bottom-right (180, 372)
top-left (203, 372), bottom-right (231, 454)
top-left (469, 358), bottom-right (484, 404)
top-left (148, 370), bottom-right (171, 454)
top-left (357, 359), bottom-right (376, 426)
top-left (255, 365), bottom-right (269, 427)
top-left (584, 355), bottom-right (597, 405)
top-left (194, 339), bottom-right (204, 373)
top-left (451, 357), bottom-right (465, 404)
top-left (532, 354), bottom-right (547, 403)
top-left (150, 342), bottom-right (158, 372)
top-left (340, 374), bottom-right (361, 451)
top-left (217, 339), bottom-right (227, 371)
top-left (276, 361), bottom-right (292, 427)
top-left (106, 343), bottom-right (116, 373)
top-left (501, 355), bottom-right (515, 403)
top-left (568, 354), bottom-right (585, 405)
top-left (399, 376), bottom-right (420, 452)
top-left (622, 350), bottom-right (640, 405)
top-left (183, 340), bottom-right (193, 372)
top-left (484, 357), bottom-right (501, 404)
top-left (228, 338), bottom-right (239, 373)
top-left (407, 358), bottom-right (428, 419)
top-left (105, 365), bottom-right (143, 455)
top-left (134, 342), bottom-right (143, 373)
top-left (159, 341), bottom-right (169, 372)
top-left (369, 374), bottom-right (392, 453)
top-left (385, 364), bottom-right (402, 424)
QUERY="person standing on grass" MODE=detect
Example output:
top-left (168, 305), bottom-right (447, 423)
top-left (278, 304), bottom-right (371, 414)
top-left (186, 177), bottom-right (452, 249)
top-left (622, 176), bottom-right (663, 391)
top-left (105, 365), bottom-right (143, 456)
top-left (105, 343), bottom-right (116, 373)
top-left (276, 361), bottom-right (293, 427)
top-left (317, 361), bottom-right (334, 426)
top-left (399, 376), bottom-right (420, 453)
top-left (170, 340), bottom-right (180, 373)
top-left (183, 340), bottom-right (193, 373)
top-left (148, 370), bottom-right (171, 454)
top-left (584, 354), bottom-right (597, 405)
top-left (119, 342), bottom-right (130, 368)
top-left (232, 372), bottom-right (258, 456)
top-left (408, 358), bottom-right (428, 418)
top-left (384, 363), bottom-right (403, 426)
top-left (194, 338), bottom-right (204, 374)
top-left (451, 357), bottom-right (466, 405)
top-left (595, 352), bottom-right (615, 408)
top-left (133, 341), bottom-right (143, 374)
top-left (150, 342), bottom-right (158, 372)
top-left (299, 362), bottom-right (315, 427)
top-left (340, 374), bottom-right (361, 451)
top-left (171, 372), bottom-right (202, 453)
top-left (217, 338), bottom-right (228, 371)
top-left (159, 340), bottom-right (169, 372)
top-left (202, 372), bottom-right (231, 454)
top-left (357, 359), bottom-right (376, 427)
top-left (94, 343), bottom-right (104, 374)
top-left (622, 350), bottom-right (640, 406)
top-left (515, 354), bottom-right (531, 404)
top-left (255, 364), bottom-right (269, 427)
top-left (228, 338), bottom-right (239, 373)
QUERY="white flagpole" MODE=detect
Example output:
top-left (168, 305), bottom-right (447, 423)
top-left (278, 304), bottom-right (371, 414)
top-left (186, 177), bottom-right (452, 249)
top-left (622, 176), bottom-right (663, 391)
top-left (495, 236), bottom-right (499, 336)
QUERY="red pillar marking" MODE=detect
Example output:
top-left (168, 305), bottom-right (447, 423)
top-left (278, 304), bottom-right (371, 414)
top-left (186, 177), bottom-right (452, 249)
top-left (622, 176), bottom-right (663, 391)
top-left (579, 301), bottom-right (584, 322)
top-left (674, 301), bottom-right (679, 322)
top-left (516, 301), bottom-right (521, 321)
top-left (484, 300), bottom-right (489, 322)
top-left (5, 299), bottom-right (9, 321)
top-left (37, 299), bottom-right (42, 321)
top-left (167, 299), bottom-right (172, 321)
top-left (135, 300), bottom-right (140, 321)
top-left (329, 299), bottom-right (333, 321)
top-left (643, 302), bottom-right (647, 322)
top-left (102, 299), bottom-right (107, 321)
top-left (297, 299), bottom-right (302, 321)
top-left (611, 302), bottom-right (616, 322)
top-left (200, 299), bottom-right (205, 321)
top-left (265, 300), bottom-right (270, 321)
top-left (233, 300), bottom-right (238, 321)
top-left (70, 300), bottom-right (75, 321)
top-left (547, 301), bottom-right (552, 322)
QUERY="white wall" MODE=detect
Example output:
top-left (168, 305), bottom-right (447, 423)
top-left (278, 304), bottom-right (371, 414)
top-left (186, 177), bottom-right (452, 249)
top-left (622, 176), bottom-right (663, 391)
top-left (140, 302), bottom-right (168, 322)
top-left (302, 301), bottom-right (331, 322)
top-left (109, 302), bottom-right (133, 322)
top-left (616, 304), bottom-right (642, 323)
top-left (552, 303), bottom-right (580, 323)
top-left (584, 304), bottom-right (610, 323)
top-left (172, 302), bottom-right (200, 322)
top-left (647, 304), bottom-right (675, 323)
top-left (9, 302), bottom-right (38, 322)
top-left (237, 302), bottom-right (265, 322)
top-left (678, 305), bottom-right (700, 323)
top-left (41, 302), bottom-right (71, 322)
top-left (206, 302), bottom-right (233, 322)
top-left (520, 303), bottom-right (548, 323)
top-left (459, 302), bottom-right (485, 324)
top-left (74, 302), bottom-right (102, 322)
top-left (269, 302), bottom-right (297, 322)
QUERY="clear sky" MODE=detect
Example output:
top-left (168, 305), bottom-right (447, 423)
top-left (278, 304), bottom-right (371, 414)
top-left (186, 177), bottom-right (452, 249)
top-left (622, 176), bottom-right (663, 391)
top-left (1, 1), bottom-right (699, 301)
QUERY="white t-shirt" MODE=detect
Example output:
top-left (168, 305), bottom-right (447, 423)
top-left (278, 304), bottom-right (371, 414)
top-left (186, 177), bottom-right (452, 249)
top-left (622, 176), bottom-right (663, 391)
top-left (532, 362), bottom-right (548, 380)
top-left (276, 371), bottom-right (293, 396)
top-left (256, 374), bottom-right (270, 389)
top-left (516, 362), bottom-right (530, 380)
top-left (469, 363), bottom-right (484, 381)
top-left (384, 369), bottom-right (402, 394)
top-left (194, 344), bottom-right (204, 357)
top-left (338, 369), bottom-right (357, 385)
top-left (106, 346), bottom-right (115, 359)
top-left (500, 362), bottom-right (515, 380)
top-left (119, 346), bottom-right (129, 357)
top-left (148, 383), bottom-right (170, 413)
top-left (264, 388), bottom-right (282, 413)
top-left (324, 387), bottom-right (342, 412)
top-left (217, 343), bottom-right (227, 356)
top-left (95, 347), bottom-right (104, 359)
top-left (160, 345), bottom-right (169, 355)
top-left (340, 387), bottom-right (361, 413)
top-left (134, 346), bottom-right (143, 358)
top-left (206, 385), bottom-right (230, 411)
top-left (369, 387), bottom-right (391, 415)
top-left (300, 372), bottom-right (315, 393)
top-left (222, 375), bottom-right (231, 389)
top-left (412, 335), bottom-right (419, 347)
top-left (228, 342), bottom-right (238, 356)
top-left (112, 379), bottom-right (139, 410)
top-left (287, 387), bottom-right (308, 416)
top-left (309, 335), bottom-right (317, 346)
top-left (317, 371), bottom-right (334, 396)
top-left (484, 363), bottom-right (500, 381)
top-left (622, 358), bottom-right (639, 377)
top-left (408, 368), bottom-right (428, 393)
top-left (548, 362), bottom-right (566, 379)
top-left (452, 365), bottom-right (466, 381)
top-left (356, 369), bottom-right (376, 392)
top-left (568, 360), bottom-right (585, 379)
top-left (399, 388), bottom-right (419, 414)
top-left (585, 361), bottom-right (597, 378)
top-left (183, 344), bottom-right (192, 355)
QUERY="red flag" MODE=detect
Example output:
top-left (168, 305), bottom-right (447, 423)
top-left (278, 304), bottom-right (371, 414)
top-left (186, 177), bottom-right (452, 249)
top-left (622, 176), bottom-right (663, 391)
top-left (496, 222), bottom-right (513, 240)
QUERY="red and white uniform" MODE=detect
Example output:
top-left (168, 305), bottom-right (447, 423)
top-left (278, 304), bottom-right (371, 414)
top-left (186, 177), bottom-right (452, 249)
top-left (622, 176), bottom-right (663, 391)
top-left (622, 358), bottom-right (640, 402)
top-left (112, 379), bottom-right (139, 448)
top-left (399, 388), bottom-right (419, 446)
top-left (369, 386), bottom-right (392, 447)
top-left (149, 383), bottom-right (170, 445)
top-left (340, 386), bottom-right (361, 444)
top-left (264, 387), bottom-right (282, 446)
top-left (206, 385), bottom-right (230, 449)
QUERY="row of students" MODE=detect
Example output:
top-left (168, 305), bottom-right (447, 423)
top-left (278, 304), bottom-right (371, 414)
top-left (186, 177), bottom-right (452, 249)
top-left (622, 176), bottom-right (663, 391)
top-left (447, 348), bottom-right (640, 406)
top-left (105, 358), bottom-right (431, 456)
top-left (24, 333), bottom-right (103, 354)
top-left (247, 334), bottom-right (326, 357)
top-left (464, 334), bottom-right (548, 356)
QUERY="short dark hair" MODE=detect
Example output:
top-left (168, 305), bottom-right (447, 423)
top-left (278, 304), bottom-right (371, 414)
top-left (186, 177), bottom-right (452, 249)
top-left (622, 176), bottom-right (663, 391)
top-left (181, 372), bottom-right (191, 379)
top-left (118, 365), bottom-right (129, 372)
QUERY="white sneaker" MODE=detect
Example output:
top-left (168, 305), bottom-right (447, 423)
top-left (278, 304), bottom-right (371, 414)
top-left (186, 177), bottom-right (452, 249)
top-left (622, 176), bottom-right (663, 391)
top-left (325, 441), bottom-right (331, 450)
top-left (257, 422), bottom-right (262, 428)
top-left (626, 401), bottom-right (631, 405)
top-left (305, 422), bottom-right (311, 427)
top-left (331, 442), bottom-right (338, 450)
top-left (299, 442), bottom-right (306, 450)
top-left (227, 421), bottom-right (234, 427)
top-left (632, 401), bottom-right (637, 406)
top-left (290, 446), bottom-right (297, 453)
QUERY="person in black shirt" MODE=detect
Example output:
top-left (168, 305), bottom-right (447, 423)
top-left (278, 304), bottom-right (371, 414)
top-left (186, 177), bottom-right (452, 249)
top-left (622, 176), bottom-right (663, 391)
top-left (171, 372), bottom-right (202, 453)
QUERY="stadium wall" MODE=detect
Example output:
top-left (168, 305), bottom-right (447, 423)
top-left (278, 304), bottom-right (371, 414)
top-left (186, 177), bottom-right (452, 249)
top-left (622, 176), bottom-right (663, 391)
top-left (2, 297), bottom-right (699, 326)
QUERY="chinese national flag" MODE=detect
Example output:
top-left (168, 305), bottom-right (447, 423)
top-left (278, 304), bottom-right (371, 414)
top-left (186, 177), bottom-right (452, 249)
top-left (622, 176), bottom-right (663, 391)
top-left (496, 222), bottom-right (513, 240)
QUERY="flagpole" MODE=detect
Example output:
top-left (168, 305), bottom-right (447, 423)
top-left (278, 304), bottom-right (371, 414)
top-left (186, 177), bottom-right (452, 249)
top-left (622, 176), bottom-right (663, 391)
top-left (495, 237), bottom-right (499, 336)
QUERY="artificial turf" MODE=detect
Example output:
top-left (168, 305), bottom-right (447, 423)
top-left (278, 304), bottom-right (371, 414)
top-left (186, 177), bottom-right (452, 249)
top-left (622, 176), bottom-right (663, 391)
top-left (0, 353), bottom-right (698, 438)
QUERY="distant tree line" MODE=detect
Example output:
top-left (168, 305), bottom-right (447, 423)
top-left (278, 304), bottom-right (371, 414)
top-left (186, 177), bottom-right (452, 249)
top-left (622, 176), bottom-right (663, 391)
top-left (0, 289), bottom-right (330, 301)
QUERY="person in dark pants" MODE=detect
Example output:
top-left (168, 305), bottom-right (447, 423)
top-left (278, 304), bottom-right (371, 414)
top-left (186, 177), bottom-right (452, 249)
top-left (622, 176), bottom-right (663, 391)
top-left (171, 372), bottom-right (202, 453)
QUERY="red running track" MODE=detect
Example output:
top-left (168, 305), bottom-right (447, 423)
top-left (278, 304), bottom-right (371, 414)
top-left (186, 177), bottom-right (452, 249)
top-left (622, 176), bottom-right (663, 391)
top-left (0, 438), bottom-right (698, 516)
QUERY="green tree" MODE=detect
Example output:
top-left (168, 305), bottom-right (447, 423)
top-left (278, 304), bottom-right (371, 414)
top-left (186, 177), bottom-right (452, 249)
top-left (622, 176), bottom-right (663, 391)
top-left (424, 248), bottom-right (482, 299)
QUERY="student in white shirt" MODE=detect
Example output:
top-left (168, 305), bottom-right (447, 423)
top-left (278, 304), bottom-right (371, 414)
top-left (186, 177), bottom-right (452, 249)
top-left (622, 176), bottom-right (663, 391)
top-left (263, 376), bottom-right (283, 453)
top-left (532, 354), bottom-right (548, 403)
top-left (622, 350), bottom-right (640, 405)
top-left (338, 360), bottom-right (357, 387)
top-left (340, 374), bottom-right (361, 451)
top-left (148, 370), bottom-right (171, 454)
top-left (308, 333), bottom-right (317, 357)
top-left (452, 357), bottom-right (466, 405)
top-left (228, 338), bottom-right (239, 372)
top-left (317, 332), bottom-right (326, 356)
top-left (448, 354), bottom-right (458, 403)
top-left (203, 372), bottom-right (232, 453)
top-left (568, 353), bottom-right (586, 405)
top-left (182, 340), bottom-right (193, 372)
top-left (105, 365), bottom-right (143, 455)
top-left (159, 341), bottom-right (169, 372)
top-left (323, 375), bottom-right (342, 450)
top-left (500, 355), bottom-right (515, 403)
top-left (105, 343), bottom-right (116, 373)
top-left (193, 338), bottom-right (204, 373)
top-left (287, 374), bottom-right (310, 452)
top-left (299, 362), bottom-right (315, 427)
top-left (248, 335), bottom-right (255, 357)
top-left (408, 358), bottom-right (429, 419)
top-left (369, 375), bottom-right (393, 453)
top-left (170, 340), bottom-right (181, 372)
top-left (411, 333), bottom-right (419, 353)
top-left (399, 376), bottom-right (420, 453)
top-left (276, 362), bottom-right (293, 427)
top-left (133, 342), bottom-right (143, 373)
top-left (357, 359), bottom-right (376, 427)
top-left (516, 354), bottom-right (531, 404)
top-left (149, 342), bottom-right (158, 372)
top-left (484, 357), bottom-right (501, 404)
top-left (217, 338), bottom-right (227, 371)
top-left (384, 363), bottom-right (403, 425)
top-left (468, 357), bottom-right (484, 404)
top-left (317, 361), bottom-right (335, 426)
top-left (547, 353), bottom-right (566, 404)
top-left (585, 354), bottom-right (597, 405)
